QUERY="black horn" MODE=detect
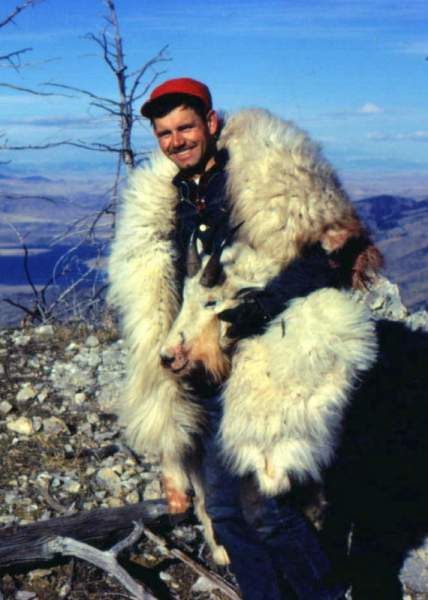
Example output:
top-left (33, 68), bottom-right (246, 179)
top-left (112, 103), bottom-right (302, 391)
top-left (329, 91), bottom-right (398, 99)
top-left (186, 230), bottom-right (202, 277)
top-left (199, 221), bottom-right (244, 288)
top-left (200, 252), bottom-right (226, 288)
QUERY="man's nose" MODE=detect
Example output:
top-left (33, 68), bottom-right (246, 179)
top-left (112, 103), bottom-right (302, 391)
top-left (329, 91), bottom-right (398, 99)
top-left (172, 131), bottom-right (185, 148)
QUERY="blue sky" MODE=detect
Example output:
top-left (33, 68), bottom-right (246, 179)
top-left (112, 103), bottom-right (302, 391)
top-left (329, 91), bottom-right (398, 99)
top-left (1, 0), bottom-right (427, 198)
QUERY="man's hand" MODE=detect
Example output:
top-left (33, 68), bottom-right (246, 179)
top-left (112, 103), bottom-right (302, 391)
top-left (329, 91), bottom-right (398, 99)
top-left (218, 292), bottom-right (270, 339)
top-left (162, 476), bottom-right (191, 514)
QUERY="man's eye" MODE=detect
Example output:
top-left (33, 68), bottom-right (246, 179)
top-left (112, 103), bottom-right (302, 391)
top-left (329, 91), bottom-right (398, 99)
top-left (204, 300), bottom-right (217, 308)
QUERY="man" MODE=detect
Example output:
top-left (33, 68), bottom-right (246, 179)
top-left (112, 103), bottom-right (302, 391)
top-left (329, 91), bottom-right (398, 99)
top-left (109, 78), bottom-right (381, 598)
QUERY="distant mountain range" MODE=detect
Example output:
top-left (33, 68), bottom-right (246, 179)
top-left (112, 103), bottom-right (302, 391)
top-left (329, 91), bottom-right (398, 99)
top-left (0, 183), bottom-right (427, 324)
top-left (355, 195), bottom-right (428, 310)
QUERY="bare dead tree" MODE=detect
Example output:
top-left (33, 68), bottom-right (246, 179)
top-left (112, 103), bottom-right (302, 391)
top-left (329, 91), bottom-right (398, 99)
top-left (41, 0), bottom-right (170, 211)
top-left (2, 0), bottom-right (169, 197)
top-left (1, 0), bottom-right (170, 325)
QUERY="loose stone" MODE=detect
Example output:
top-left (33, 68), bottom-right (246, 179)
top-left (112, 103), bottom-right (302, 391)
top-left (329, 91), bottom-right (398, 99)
top-left (0, 400), bottom-right (13, 415)
top-left (7, 417), bottom-right (34, 436)
top-left (16, 383), bottom-right (38, 403)
top-left (42, 416), bottom-right (69, 435)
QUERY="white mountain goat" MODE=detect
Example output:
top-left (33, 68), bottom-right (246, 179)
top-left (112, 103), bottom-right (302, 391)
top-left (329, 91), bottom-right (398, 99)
top-left (160, 233), bottom-right (428, 598)
top-left (160, 232), bottom-right (377, 495)
top-left (159, 232), bottom-right (377, 565)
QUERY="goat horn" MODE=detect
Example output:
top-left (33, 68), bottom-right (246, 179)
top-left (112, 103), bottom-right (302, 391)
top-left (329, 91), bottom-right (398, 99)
top-left (199, 221), bottom-right (244, 288)
top-left (199, 253), bottom-right (225, 288)
top-left (186, 230), bottom-right (202, 277)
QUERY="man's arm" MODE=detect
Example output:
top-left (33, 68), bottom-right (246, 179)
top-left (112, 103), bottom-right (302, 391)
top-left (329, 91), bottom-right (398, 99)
top-left (218, 242), bottom-right (353, 339)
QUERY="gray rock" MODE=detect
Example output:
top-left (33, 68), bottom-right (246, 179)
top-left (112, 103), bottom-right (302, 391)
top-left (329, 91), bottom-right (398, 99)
top-left (96, 467), bottom-right (122, 494)
top-left (96, 383), bottom-right (122, 412)
top-left (37, 388), bottom-right (49, 403)
top-left (73, 348), bottom-right (101, 368)
top-left (85, 334), bottom-right (99, 347)
top-left (50, 361), bottom-right (95, 395)
top-left (34, 324), bottom-right (55, 337)
top-left (143, 478), bottom-right (162, 501)
top-left (61, 478), bottom-right (81, 494)
top-left (191, 576), bottom-right (219, 594)
top-left (7, 417), bottom-right (34, 435)
top-left (364, 275), bottom-right (409, 320)
top-left (74, 392), bottom-right (86, 405)
top-left (125, 490), bottom-right (140, 503)
top-left (16, 383), bottom-right (38, 403)
top-left (407, 309), bottom-right (428, 332)
top-left (15, 591), bottom-right (37, 600)
top-left (12, 333), bottom-right (31, 346)
top-left (42, 417), bottom-right (69, 435)
top-left (0, 400), bottom-right (13, 415)
top-left (32, 416), bottom-right (43, 432)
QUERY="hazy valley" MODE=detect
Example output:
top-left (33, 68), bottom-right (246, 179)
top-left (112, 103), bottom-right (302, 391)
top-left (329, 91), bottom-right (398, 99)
top-left (1, 172), bottom-right (427, 325)
top-left (356, 194), bottom-right (428, 311)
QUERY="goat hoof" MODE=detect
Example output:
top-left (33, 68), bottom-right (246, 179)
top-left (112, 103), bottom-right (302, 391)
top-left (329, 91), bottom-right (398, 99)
top-left (212, 545), bottom-right (230, 566)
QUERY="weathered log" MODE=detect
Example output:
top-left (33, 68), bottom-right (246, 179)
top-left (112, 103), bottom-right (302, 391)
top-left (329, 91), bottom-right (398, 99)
top-left (47, 522), bottom-right (157, 600)
top-left (0, 499), bottom-right (170, 570)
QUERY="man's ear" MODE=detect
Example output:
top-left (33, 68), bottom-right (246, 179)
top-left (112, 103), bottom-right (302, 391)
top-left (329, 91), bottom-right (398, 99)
top-left (206, 110), bottom-right (219, 136)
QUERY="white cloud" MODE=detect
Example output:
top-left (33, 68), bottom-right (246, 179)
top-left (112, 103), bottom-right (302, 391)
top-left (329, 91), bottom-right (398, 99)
top-left (397, 41), bottom-right (428, 56)
top-left (368, 131), bottom-right (390, 141)
top-left (358, 103), bottom-right (384, 114)
top-left (368, 131), bottom-right (428, 142)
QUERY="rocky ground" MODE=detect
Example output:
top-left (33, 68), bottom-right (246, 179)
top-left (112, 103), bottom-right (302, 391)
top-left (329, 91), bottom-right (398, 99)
top-left (0, 324), bottom-right (237, 600)
top-left (0, 278), bottom-right (428, 599)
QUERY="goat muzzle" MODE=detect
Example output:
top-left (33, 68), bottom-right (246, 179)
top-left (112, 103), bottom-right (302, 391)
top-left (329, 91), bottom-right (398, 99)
top-left (160, 348), bottom-right (189, 374)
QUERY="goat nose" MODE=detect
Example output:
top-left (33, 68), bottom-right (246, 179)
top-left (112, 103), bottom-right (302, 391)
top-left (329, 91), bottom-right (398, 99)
top-left (160, 353), bottom-right (175, 369)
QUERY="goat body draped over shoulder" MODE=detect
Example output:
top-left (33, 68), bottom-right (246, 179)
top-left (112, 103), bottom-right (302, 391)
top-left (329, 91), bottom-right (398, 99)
top-left (108, 108), bottom-right (380, 560)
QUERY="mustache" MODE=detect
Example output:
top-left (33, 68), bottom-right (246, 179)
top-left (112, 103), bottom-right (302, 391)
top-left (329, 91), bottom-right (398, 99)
top-left (170, 144), bottom-right (196, 155)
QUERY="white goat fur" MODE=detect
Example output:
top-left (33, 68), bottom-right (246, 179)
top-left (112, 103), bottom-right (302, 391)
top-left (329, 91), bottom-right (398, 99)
top-left (220, 288), bottom-right (377, 495)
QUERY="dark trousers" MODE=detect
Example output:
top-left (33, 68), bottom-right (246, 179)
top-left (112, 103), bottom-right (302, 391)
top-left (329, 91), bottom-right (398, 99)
top-left (199, 394), bottom-right (343, 600)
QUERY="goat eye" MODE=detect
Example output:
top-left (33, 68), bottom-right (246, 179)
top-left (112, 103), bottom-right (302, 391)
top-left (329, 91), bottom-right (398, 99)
top-left (204, 300), bottom-right (217, 308)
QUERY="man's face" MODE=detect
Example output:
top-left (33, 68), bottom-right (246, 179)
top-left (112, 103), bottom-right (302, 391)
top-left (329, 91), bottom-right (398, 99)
top-left (153, 106), bottom-right (218, 173)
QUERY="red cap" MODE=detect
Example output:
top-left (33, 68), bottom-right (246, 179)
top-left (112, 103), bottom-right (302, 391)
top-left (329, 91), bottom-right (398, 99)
top-left (140, 77), bottom-right (212, 118)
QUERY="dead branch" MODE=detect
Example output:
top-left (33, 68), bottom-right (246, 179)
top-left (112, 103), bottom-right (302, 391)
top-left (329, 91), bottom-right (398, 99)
top-left (4, 222), bottom-right (49, 321)
top-left (43, 81), bottom-right (119, 105)
top-left (128, 46), bottom-right (170, 104)
top-left (0, 1), bottom-right (45, 71)
top-left (0, 0), bottom-right (43, 30)
top-left (0, 47), bottom-right (31, 71)
top-left (47, 522), bottom-right (156, 600)
top-left (142, 526), bottom-right (241, 600)
top-left (2, 221), bottom-right (106, 324)
top-left (0, 56), bottom-right (60, 71)
top-left (0, 82), bottom-right (72, 97)
top-left (0, 499), bottom-right (169, 570)
top-left (3, 140), bottom-right (120, 152)
top-left (36, 483), bottom-right (75, 516)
